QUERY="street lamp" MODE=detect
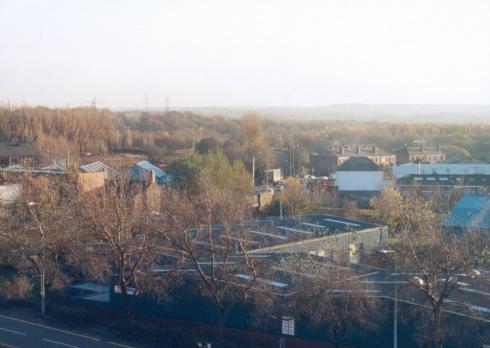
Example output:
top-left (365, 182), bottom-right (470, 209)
top-left (28, 201), bottom-right (46, 316)
top-left (380, 249), bottom-right (397, 348)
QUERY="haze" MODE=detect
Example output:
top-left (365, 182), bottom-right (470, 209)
top-left (0, 0), bottom-right (489, 108)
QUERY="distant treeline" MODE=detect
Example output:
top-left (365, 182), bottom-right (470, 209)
top-left (0, 106), bottom-right (117, 162)
top-left (2, 105), bottom-right (490, 167)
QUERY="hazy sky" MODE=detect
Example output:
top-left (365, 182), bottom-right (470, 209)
top-left (1, 0), bottom-right (489, 108)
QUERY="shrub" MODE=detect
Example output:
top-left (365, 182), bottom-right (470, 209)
top-left (0, 276), bottom-right (32, 300)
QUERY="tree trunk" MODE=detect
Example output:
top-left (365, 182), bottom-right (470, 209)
top-left (218, 310), bottom-right (225, 343)
top-left (432, 305), bottom-right (443, 348)
top-left (333, 327), bottom-right (341, 348)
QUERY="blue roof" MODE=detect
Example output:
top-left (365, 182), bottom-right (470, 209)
top-left (442, 195), bottom-right (490, 229)
top-left (129, 161), bottom-right (170, 184)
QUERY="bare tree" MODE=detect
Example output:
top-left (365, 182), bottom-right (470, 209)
top-left (0, 175), bottom-right (74, 314)
top-left (279, 255), bottom-right (377, 348)
top-left (391, 194), bottom-right (482, 348)
top-left (75, 179), bottom-right (152, 299)
top-left (156, 177), bottom-right (270, 342)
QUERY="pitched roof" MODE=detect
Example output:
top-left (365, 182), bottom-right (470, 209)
top-left (441, 195), bottom-right (490, 229)
top-left (0, 143), bottom-right (38, 158)
top-left (129, 161), bottom-right (170, 184)
top-left (336, 157), bottom-right (381, 171)
top-left (80, 161), bottom-right (119, 179)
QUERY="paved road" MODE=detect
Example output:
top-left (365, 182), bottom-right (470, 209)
top-left (0, 314), bottom-right (135, 348)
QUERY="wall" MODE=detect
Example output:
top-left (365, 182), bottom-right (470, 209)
top-left (250, 226), bottom-right (388, 264)
top-left (0, 184), bottom-right (21, 204)
top-left (335, 171), bottom-right (385, 191)
top-left (77, 172), bottom-right (106, 192)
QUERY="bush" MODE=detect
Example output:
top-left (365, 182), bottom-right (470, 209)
top-left (0, 276), bottom-right (32, 300)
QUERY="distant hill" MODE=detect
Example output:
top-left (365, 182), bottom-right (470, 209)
top-left (162, 104), bottom-right (490, 123)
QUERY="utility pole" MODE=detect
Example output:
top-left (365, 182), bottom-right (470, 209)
top-left (251, 156), bottom-right (255, 191)
top-left (394, 259), bottom-right (398, 348)
top-left (28, 202), bottom-right (46, 315)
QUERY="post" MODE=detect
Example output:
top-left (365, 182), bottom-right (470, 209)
top-left (41, 265), bottom-right (46, 315)
top-left (252, 156), bottom-right (255, 191)
top-left (279, 199), bottom-right (283, 220)
top-left (394, 258), bottom-right (398, 348)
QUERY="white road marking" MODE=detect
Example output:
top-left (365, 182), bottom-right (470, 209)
top-left (0, 314), bottom-right (100, 341)
top-left (0, 327), bottom-right (27, 336)
top-left (107, 341), bottom-right (136, 348)
top-left (0, 342), bottom-right (20, 348)
top-left (42, 338), bottom-right (80, 348)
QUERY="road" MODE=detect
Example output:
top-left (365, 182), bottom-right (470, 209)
top-left (355, 263), bottom-right (490, 323)
top-left (0, 314), bottom-right (135, 348)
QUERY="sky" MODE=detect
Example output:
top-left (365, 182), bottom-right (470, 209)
top-left (0, 0), bottom-right (489, 108)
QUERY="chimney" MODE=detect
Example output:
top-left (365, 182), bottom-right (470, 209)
top-left (373, 145), bottom-right (377, 154)
top-left (340, 146), bottom-right (344, 155)
top-left (357, 146), bottom-right (361, 154)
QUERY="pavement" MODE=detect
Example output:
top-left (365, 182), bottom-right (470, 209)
top-left (0, 314), bottom-right (135, 348)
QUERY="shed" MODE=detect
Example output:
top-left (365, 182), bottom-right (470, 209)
top-left (129, 161), bottom-right (170, 184)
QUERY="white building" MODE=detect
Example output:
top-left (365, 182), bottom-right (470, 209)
top-left (393, 163), bottom-right (490, 179)
top-left (335, 157), bottom-right (393, 192)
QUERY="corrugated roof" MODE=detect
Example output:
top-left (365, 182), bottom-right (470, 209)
top-left (80, 161), bottom-right (119, 179)
top-left (136, 161), bottom-right (165, 177)
top-left (393, 163), bottom-right (490, 178)
top-left (442, 195), bottom-right (490, 229)
top-left (129, 161), bottom-right (170, 184)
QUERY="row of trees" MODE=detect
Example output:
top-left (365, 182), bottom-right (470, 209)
top-left (0, 106), bottom-right (117, 162)
top-left (1, 173), bottom-right (488, 346)
top-left (0, 173), bottom-right (373, 346)
top-left (3, 105), bottom-right (490, 172)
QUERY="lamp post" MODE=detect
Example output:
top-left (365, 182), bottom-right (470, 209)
top-left (380, 249), bottom-right (397, 348)
top-left (28, 201), bottom-right (46, 315)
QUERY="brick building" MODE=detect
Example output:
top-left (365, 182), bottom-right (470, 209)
top-left (310, 144), bottom-right (395, 176)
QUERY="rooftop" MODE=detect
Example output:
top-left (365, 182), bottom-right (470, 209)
top-left (336, 157), bottom-right (381, 171)
top-left (442, 195), bottom-right (490, 229)
top-left (189, 214), bottom-right (381, 250)
top-left (393, 163), bottom-right (490, 178)
top-left (316, 144), bottom-right (392, 157)
top-left (80, 161), bottom-right (119, 179)
top-left (129, 160), bottom-right (170, 184)
top-left (0, 142), bottom-right (38, 159)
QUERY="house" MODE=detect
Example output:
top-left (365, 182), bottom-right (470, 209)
top-left (0, 142), bottom-right (39, 167)
top-left (335, 157), bottom-right (393, 193)
top-left (128, 161), bottom-right (170, 185)
top-left (441, 195), bottom-right (490, 232)
top-left (396, 141), bottom-right (445, 164)
top-left (310, 145), bottom-right (395, 176)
